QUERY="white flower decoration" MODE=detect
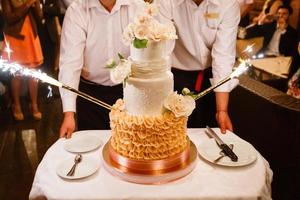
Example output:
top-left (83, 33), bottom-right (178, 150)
top-left (122, 2), bottom-right (178, 47)
top-left (164, 92), bottom-right (196, 117)
top-left (133, 24), bottom-right (149, 40)
top-left (110, 59), bottom-right (132, 84)
top-left (122, 23), bottom-right (135, 45)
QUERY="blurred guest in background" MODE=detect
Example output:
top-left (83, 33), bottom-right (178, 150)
top-left (252, 0), bottom-right (283, 25)
top-left (288, 0), bottom-right (299, 29)
top-left (1, 0), bottom-right (44, 121)
top-left (43, 0), bottom-right (64, 70)
top-left (287, 42), bottom-right (300, 99)
top-left (0, 11), bottom-right (4, 46)
top-left (237, 0), bottom-right (253, 27)
top-left (239, 5), bottom-right (297, 57)
top-left (158, 0), bottom-right (240, 133)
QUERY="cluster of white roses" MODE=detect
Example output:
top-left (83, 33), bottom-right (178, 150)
top-left (122, 2), bottom-right (177, 47)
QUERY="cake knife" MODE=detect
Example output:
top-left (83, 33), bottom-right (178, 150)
top-left (205, 126), bottom-right (238, 162)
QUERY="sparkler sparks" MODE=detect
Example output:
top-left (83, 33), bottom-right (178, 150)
top-left (0, 59), bottom-right (112, 110)
top-left (257, 53), bottom-right (264, 59)
top-left (0, 59), bottom-right (63, 87)
top-left (47, 86), bottom-right (53, 98)
top-left (194, 58), bottom-right (251, 100)
top-left (4, 38), bottom-right (13, 61)
top-left (242, 44), bottom-right (255, 54)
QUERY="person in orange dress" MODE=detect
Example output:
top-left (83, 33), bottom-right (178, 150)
top-left (1, 0), bottom-right (44, 120)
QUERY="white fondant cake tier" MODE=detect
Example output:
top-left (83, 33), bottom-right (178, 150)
top-left (130, 41), bottom-right (166, 62)
top-left (124, 71), bottom-right (173, 116)
top-left (130, 58), bottom-right (170, 79)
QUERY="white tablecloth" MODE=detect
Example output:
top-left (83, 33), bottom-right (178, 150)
top-left (29, 129), bottom-right (273, 200)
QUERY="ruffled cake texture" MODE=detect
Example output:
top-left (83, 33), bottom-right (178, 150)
top-left (110, 99), bottom-right (188, 160)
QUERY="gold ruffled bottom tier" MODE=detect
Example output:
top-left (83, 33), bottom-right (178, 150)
top-left (109, 99), bottom-right (188, 160)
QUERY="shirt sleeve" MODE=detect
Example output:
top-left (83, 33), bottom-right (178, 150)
top-left (211, 0), bottom-right (240, 92)
top-left (58, 3), bottom-right (87, 112)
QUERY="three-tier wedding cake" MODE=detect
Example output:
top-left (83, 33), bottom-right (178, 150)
top-left (108, 2), bottom-right (195, 163)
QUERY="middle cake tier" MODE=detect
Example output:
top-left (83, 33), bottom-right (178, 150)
top-left (123, 69), bottom-right (173, 116)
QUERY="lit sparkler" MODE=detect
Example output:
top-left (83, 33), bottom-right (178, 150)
top-left (242, 44), bottom-right (255, 54)
top-left (194, 59), bottom-right (251, 101)
top-left (0, 59), bottom-right (112, 110)
top-left (47, 86), bottom-right (53, 98)
top-left (257, 53), bottom-right (265, 59)
top-left (240, 43), bottom-right (256, 60)
top-left (194, 43), bottom-right (255, 100)
top-left (4, 37), bottom-right (13, 61)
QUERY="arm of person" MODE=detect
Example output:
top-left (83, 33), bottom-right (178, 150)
top-left (243, 23), bottom-right (265, 39)
top-left (211, 0), bottom-right (240, 133)
top-left (58, 3), bottom-right (87, 138)
top-left (259, 0), bottom-right (283, 24)
top-left (252, 11), bottom-right (264, 24)
top-left (240, 3), bottom-right (253, 18)
top-left (215, 92), bottom-right (232, 133)
top-left (1, 0), bottom-right (36, 25)
top-left (31, 0), bottom-right (44, 25)
top-left (268, 0), bottom-right (283, 17)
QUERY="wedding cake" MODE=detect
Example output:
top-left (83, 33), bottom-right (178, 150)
top-left (108, 3), bottom-right (195, 161)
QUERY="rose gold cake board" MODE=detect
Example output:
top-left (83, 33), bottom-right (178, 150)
top-left (102, 138), bottom-right (197, 185)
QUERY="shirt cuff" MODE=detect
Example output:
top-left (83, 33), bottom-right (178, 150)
top-left (210, 78), bottom-right (239, 92)
top-left (61, 96), bottom-right (77, 113)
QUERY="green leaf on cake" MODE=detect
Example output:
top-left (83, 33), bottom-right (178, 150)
top-left (123, 76), bottom-right (129, 88)
top-left (133, 38), bottom-right (148, 49)
top-left (105, 59), bottom-right (117, 69)
top-left (182, 87), bottom-right (198, 100)
top-left (118, 53), bottom-right (125, 60)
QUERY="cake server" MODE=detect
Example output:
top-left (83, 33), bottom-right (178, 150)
top-left (205, 126), bottom-right (238, 162)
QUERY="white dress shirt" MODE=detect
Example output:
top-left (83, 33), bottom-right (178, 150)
top-left (265, 27), bottom-right (286, 56)
top-left (159, 0), bottom-right (240, 92)
top-left (59, 0), bottom-right (141, 112)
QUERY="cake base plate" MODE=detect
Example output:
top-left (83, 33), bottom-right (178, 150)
top-left (102, 140), bottom-right (197, 185)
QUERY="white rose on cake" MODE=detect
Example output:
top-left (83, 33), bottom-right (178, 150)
top-left (164, 92), bottom-right (196, 117)
top-left (110, 59), bottom-right (132, 84)
top-left (123, 23), bottom-right (135, 45)
top-left (133, 23), bottom-right (149, 40)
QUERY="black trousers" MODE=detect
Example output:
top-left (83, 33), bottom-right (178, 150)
top-left (171, 68), bottom-right (217, 128)
top-left (77, 78), bottom-right (122, 130)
